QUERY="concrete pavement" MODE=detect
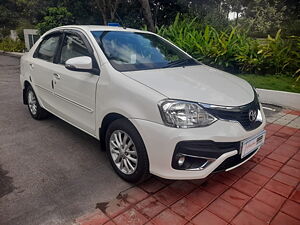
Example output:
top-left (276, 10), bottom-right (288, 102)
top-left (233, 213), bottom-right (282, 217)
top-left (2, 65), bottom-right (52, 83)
top-left (0, 55), bottom-right (131, 225)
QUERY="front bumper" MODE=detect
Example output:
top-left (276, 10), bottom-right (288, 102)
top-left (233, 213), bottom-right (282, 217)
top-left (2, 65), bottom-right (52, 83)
top-left (130, 117), bottom-right (266, 180)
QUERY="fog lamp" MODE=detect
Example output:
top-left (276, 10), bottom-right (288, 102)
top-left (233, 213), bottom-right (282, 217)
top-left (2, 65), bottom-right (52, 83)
top-left (178, 156), bottom-right (185, 166)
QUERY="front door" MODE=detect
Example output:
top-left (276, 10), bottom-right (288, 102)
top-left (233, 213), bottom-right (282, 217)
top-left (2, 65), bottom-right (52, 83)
top-left (51, 31), bottom-right (100, 135)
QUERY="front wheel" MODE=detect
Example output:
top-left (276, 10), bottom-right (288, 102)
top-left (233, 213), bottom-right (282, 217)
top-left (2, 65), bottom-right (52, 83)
top-left (105, 119), bottom-right (150, 183)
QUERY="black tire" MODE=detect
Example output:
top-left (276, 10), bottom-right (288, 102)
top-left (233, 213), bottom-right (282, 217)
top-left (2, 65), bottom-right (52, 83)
top-left (105, 118), bottom-right (150, 183)
top-left (26, 85), bottom-right (49, 120)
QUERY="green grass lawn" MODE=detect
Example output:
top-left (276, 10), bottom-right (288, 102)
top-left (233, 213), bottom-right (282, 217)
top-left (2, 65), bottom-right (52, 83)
top-left (237, 74), bottom-right (300, 93)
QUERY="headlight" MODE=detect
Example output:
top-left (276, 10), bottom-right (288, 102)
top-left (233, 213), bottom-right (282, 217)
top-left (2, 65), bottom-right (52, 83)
top-left (158, 99), bottom-right (217, 128)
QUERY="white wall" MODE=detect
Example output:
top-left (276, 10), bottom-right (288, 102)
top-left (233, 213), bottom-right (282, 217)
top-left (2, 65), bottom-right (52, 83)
top-left (257, 89), bottom-right (300, 110)
top-left (23, 29), bottom-right (39, 51)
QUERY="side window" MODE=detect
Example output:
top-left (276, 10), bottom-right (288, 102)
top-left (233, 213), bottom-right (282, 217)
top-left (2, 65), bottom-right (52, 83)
top-left (36, 35), bottom-right (61, 62)
top-left (59, 34), bottom-right (90, 64)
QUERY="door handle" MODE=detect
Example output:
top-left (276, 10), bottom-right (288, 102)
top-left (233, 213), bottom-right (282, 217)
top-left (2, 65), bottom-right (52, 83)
top-left (53, 73), bottom-right (61, 80)
top-left (29, 63), bottom-right (34, 69)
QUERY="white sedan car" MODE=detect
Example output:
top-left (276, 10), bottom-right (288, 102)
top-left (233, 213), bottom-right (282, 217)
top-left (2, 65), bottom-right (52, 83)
top-left (20, 25), bottom-right (266, 182)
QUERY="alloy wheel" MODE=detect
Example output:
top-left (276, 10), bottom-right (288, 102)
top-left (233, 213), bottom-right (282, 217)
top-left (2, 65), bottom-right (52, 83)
top-left (28, 90), bottom-right (37, 115)
top-left (109, 130), bottom-right (138, 175)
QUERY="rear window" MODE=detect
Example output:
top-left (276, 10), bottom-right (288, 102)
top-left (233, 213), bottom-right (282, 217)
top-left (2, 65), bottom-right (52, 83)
top-left (36, 35), bottom-right (61, 62)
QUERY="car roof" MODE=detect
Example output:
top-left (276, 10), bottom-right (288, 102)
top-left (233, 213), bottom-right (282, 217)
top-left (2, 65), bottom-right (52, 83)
top-left (56, 25), bottom-right (150, 34)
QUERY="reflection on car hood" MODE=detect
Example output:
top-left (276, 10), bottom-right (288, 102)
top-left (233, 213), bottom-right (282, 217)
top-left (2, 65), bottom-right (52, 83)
top-left (122, 65), bottom-right (254, 106)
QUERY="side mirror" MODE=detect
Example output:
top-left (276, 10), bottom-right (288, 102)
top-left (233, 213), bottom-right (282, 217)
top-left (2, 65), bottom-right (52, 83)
top-left (65, 56), bottom-right (93, 72)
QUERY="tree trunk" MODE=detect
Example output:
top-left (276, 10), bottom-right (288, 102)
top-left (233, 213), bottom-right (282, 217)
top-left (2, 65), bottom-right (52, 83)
top-left (94, 0), bottom-right (119, 25)
top-left (138, 0), bottom-right (155, 32)
top-left (101, 10), bottom-right (108, 25)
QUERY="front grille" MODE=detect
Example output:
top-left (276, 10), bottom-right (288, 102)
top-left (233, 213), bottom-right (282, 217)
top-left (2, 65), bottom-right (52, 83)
top-left (204, 94), bottom-right (262, 131)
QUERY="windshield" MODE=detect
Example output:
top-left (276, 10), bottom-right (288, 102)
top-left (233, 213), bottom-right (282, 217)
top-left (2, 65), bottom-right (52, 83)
top-left (91, 31), bottom-right (199, 72)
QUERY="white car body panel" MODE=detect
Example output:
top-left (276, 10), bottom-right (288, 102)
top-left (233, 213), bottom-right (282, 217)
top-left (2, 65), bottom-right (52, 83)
top-left (123, 65), bottom-right (254, 106)
top-left (65, 56), bottom-right (93, 70)
top-left (131, 112), bottom-right (266, 179)
top-left (48, 63), bottom-right (99, 134)
top-left (28, 58), bottom-right (57, 111)
top-left (20, 25), bottom-right (266, 180)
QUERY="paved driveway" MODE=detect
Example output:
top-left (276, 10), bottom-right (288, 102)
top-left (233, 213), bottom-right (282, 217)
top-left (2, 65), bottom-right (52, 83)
top-left (1, 54), bottom-right (299, 225)
top-left (0, 55), bottom-right (131, 225)
top-left (75, 112), bottom-right (300, 225)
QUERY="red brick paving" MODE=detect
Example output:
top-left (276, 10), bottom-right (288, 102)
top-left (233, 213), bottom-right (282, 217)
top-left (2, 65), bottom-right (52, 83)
top-left (75, 210), bottom-right (109, 225)
top-left (260, 157), bottom-right (283, 170)
top-left (283, 109), bottom-right (300, 116)
top-left (290, 184), bottom-right (300, 203)
top-left (199, 179), bottom-right (228, 195)
top-left (207, 198), bottom-right (239, 222)
top-left (271, 212), bottom-right (300, 225)
top-left (231, 211), bottom-right (266, 225)
top-left (75, 115), bottom-right (300, 225)
top-left (138, 178), bottom-right (166, 194)
top-left (192, 210), bottom-right (227, 225)
top-left (171, 197), bottom-right (202, 220)
top-left (254, 188), bottom-right (286, 209)
top-left (151, 208), bottom-right (187, 225)
top-left (113, 208), bottom-right (148, 225)
top-left (135, 196), bottom-right (166, 219)
top-left (244, 198), bottom-right (278, 223)
top-left (220, 188), bottom-right (251, 208)
top-left (186, 188), bottom-right (215, 208)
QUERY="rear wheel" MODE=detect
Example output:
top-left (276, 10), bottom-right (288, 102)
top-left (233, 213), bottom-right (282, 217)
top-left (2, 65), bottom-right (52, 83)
top-left (106, 118), bottom-right (150, 183)
top-left (26, 86), bottom-right (49, 120)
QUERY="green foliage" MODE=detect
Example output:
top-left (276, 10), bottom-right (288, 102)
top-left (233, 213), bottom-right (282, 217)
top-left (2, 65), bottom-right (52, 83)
top-left (242, 0), bottom-right (286, 37)
top-left (200, 10), bottom-right (229, 31)
top-left (16, 19), bottom-right (35, 41)
top-left (0, 0), bottom-right (19, 38)
top-left (235, 31), bottom-right (300, 75)
top-left (157, 14), bottom-right (300, 75)
top-left (256, 31), bottom-right (300, 75)
top-left (36, 7), bottom-right (74, 35)
top-left (238, 74), bottom-right (300, 93)
top-left (0, 38), bottom-right (25, 52)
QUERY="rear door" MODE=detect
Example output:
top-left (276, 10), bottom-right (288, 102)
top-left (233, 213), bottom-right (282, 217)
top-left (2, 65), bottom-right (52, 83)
top-left (50, 30), bottom-right (100, 135)
top-left (30, 32), bottom-right (63, 111)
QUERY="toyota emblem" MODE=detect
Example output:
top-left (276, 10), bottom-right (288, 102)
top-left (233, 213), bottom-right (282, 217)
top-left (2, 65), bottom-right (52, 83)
top-left (249, 110), bottom-right (257, 122)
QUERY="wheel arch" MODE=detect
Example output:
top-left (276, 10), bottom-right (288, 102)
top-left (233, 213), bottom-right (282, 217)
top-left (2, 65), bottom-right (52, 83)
top-left (99, 112), bottom-right (127, 146)
top-left (23, 80), bottom-right (31, 105)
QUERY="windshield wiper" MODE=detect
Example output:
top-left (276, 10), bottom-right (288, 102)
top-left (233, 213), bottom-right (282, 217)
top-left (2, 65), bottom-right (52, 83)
top-left (162, 58), bottom-right (194, 68)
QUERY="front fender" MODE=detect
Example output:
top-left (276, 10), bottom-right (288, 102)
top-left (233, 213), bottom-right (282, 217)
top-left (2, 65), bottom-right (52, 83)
top-left (95, 65), bottom-right (166, 138)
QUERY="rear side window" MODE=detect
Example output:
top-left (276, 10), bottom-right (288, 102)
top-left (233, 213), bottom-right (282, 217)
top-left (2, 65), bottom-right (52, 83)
top-left (36, 35), bottom-right (61, 62)
top-left (59, 33), bottom-right (90, 64)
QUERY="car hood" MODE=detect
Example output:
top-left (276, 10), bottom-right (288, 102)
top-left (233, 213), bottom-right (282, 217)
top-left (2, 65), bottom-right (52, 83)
top-left (122, 65), bottom-right (254, 106)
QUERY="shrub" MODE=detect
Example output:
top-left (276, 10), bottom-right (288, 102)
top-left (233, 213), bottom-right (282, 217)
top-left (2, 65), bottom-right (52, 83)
top-left (257, 31), bottom-right (299, 75)
top-left (157, 14), bottom-right (300, 76)
top-left (157, 15), bottom-right (254, 73)
top-left (36, 7), bottom-right (74, 35)
top-left (0, 38), bottom-right (25, 52)
top-left (234, 31), bottom-right (300, 75)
